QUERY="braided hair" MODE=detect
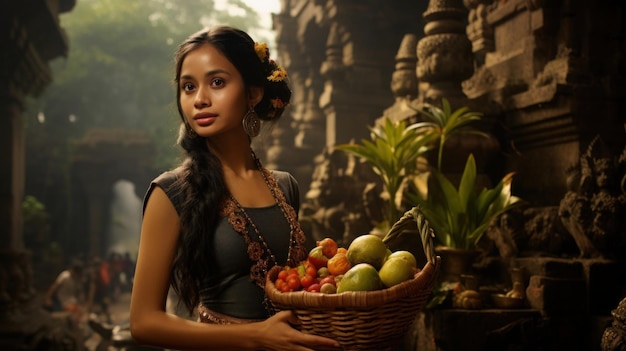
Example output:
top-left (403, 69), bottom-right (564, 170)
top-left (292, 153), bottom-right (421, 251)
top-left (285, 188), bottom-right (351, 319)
top-left (169, 26), bottom-right (291, 314)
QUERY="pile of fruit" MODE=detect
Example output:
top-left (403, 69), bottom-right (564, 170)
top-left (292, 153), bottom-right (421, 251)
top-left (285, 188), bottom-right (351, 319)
top-left (272, 234), bottom-right (419, 294)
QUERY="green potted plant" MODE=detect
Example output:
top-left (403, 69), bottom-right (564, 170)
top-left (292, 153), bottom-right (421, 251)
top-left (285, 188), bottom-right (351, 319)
top-left (405, 99), bottom-right (523, 281)
top-left (338, 99), bottom-right (522, 279)
top-left (406, 154), bottom-right (520, 250)
top-left (405, 99), bottom-right (522, 247)
top-left (335, 117), bottom-right (437, 232)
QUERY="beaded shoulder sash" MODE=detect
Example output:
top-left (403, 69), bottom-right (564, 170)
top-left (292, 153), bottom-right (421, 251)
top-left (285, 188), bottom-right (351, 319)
top-left (219, 167), bottom-right (307, 290)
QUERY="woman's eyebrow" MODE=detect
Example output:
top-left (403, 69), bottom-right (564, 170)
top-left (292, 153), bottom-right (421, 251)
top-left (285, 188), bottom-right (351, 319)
top-left (180, 69), bottom-right (232, 81)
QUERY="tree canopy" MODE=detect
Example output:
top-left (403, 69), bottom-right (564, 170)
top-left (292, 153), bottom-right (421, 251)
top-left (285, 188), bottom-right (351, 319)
top-left (29, 0), bottom-right (267, 168)
top-left (24, 0), bottom-right (272, 256)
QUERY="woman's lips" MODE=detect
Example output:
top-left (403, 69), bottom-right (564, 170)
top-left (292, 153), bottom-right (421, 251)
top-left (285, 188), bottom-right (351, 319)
top-left (194, 112), bottom-right (217, 126)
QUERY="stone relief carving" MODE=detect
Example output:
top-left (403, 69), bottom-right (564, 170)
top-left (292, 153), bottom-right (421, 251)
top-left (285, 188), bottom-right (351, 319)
top-left (485, 135), bottom-right (626, 259)
top-left (602, 296), bottom-right (626, 351)
top-left (558, 136), bottom-right (626, 258)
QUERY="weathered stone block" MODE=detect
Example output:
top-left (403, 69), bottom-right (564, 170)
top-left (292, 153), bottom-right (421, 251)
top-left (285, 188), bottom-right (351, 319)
top-left (515, 257), bottom-right (584, 280)
top-left (583, 259), bottom-right (626, 315)
top-left (411, 309), bottom-right (544, 351)
top-left (526, 275), bottom-right (587, 315)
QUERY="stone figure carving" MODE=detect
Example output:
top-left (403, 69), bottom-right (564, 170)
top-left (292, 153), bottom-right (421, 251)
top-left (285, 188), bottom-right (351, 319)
top-left (602, 296), bottom-right (626, 351)
top-left (484, 206), bottom-right (578, 258)
top-left (558, 136), bottom-right (626, 258)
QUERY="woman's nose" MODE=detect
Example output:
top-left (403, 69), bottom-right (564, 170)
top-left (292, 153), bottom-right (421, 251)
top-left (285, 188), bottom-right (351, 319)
top-left (194, 88), bottom-right (210, 108)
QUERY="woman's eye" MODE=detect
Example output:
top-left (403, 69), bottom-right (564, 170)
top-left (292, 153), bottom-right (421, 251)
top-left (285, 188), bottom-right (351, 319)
top-left (211, 78), bottom-right (225, 87)
top-left (182, 82), bottom-right (195, 92)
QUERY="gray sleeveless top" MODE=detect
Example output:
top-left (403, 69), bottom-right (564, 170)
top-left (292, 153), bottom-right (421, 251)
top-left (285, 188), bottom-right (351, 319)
top-left (143, 169), bottom-right (301, 319)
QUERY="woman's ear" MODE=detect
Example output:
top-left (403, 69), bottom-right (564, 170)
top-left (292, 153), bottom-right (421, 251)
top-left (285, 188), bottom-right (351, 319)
top-left (247, 86), bottom-right (264, 107)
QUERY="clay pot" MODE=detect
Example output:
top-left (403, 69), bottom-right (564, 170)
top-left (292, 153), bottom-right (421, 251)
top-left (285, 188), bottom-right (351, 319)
top-left (435, 246), bottom-right (480, 282)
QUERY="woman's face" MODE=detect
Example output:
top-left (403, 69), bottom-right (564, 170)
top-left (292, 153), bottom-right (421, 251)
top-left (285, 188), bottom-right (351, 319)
top-left (178, 44), bottom-right (250, 139)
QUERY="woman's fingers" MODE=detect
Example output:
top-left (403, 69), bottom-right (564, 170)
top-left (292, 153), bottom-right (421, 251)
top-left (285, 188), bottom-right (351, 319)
top-left (273, 310), bottom-right (299, 325)
top-left (268, 310), bottom-right (341, 350)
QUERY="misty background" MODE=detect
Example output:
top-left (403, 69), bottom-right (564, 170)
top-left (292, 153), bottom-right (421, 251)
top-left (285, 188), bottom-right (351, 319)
top-left (22, 0), bottom-right (279, 267)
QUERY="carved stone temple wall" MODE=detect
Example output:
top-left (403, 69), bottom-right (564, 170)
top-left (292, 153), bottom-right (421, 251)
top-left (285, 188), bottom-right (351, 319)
top-left (2, 1), bottom-right (87, 350)
top-left (269, 0), bottom-right (428, 196)
top-left (272, 0), bottom-right (626, 350)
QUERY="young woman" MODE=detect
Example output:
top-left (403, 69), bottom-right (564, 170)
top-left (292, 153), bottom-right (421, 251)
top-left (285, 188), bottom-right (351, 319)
top-left (129, 26), bottom-right (340, 351)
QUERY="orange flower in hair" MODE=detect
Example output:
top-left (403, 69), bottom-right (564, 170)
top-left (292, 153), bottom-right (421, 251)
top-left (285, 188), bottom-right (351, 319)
top-left (267, 66), bottom-right (288, 82)
top-left (254, 42), bottom-right (268, 62)
top-left (270, 98), bottom-right (286, 109)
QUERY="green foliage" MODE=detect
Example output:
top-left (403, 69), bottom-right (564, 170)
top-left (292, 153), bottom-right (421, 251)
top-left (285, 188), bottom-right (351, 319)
top-left (408, 98), bottom-right (489, 171)
top-left (24, 0), bottom-right (267, 255)
top-left (29, 0), bottom-right (265, 170)
top-left (336, 118), bottom-right (437, 229)
top-left (404, 99), bottom-right (523, 249)
top-left (337, 98), bottom-right (522, 250)
top-left (406, 154), bottom-right (522, 249)
top-left (22, 195), bottom-right (49, 221)
top-left (22, 195), bottom-right (51, 249)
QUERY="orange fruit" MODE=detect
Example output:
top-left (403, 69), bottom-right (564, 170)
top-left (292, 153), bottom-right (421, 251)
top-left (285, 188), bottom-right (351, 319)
top-left (316, 237), bottom-right (338, 258)
top-left (327, 253), bottom-right (351, 276)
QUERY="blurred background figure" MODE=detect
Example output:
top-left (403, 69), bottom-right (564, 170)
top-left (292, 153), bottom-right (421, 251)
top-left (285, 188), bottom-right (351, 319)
top-left (85, 256), bottom-right (112, 323)
top-left (44, 258), bottom-right (86, 324)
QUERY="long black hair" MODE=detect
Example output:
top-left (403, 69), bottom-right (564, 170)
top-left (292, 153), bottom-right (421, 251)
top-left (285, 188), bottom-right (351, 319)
top-left (169, 26), bottom-right (291, 314)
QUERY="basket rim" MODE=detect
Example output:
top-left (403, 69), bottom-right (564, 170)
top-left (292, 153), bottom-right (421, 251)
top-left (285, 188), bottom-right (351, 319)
top-left (265, 256), bottom-right (440, 309)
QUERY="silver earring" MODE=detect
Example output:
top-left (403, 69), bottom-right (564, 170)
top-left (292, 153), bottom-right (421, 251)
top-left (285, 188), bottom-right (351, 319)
top-left (242, 108), bottom-right (261, 137)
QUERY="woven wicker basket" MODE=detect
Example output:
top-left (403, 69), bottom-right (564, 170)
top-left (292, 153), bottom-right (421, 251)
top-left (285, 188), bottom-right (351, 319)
top-left (265, 207), bottom-right (440, 351)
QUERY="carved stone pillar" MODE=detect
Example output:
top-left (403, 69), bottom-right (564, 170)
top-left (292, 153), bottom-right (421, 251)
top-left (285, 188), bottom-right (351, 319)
top-left (268, 1), bottom-right (328, 195)
top-left (417, 0), bottom-right (474, 101)
top-left (2, 2), bottom-right (84, 350)
top-left (381, 33), bottom-right (420, 124)
top-left (319, 2), bottom-right (396, 146)
top-left (465, 0), bottom-right (494, 66)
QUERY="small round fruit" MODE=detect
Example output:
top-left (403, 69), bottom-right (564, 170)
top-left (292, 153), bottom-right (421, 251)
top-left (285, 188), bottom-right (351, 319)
top-left (306, 283), bottom-right (321, 292)
top-left (379, 257), bottom-right (415, 288)
top-left (327, 252), bottom-right (351, 276)
top-left (387, 250), bottom-right (417, 268)
top-left (317, 267), bottom-right (330, 278)
top-left (346, 234), bottom-right (388, 270)
top-left (319, 276), bottom-right (336, 287)
top-left (336, 263), bottom-right (381, 293)
top-left (316, 237), bottom-right (339, 258)
top-left (320, 283), bottom-right (337, 294)
top-left (300, 274), bottom-right (315, 289)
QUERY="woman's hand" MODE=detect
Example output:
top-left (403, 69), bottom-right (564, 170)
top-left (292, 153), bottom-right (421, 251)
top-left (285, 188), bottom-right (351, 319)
top-left (254, 310), bottom-right (341, 351)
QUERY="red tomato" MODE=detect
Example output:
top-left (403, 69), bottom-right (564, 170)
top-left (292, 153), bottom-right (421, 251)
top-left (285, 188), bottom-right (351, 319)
top-left (300, 274), bottom-right (315, 289)
top-left (275, 278), bottom-right (286, 290)
top-left (305, 265), bottom-right (317, 278)
top-left (319, 276), bottom-right (336, 287)
top-left (287, 276), bottom-right (301, 290)
top-left (306, 283), bottom-right (321, 292)
top-left (278, 270), bottom-right (288, 281)
top-left (280, 283), bottom-right (291, 293)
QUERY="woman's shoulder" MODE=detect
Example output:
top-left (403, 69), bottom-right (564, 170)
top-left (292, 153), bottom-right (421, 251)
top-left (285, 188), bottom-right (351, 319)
top-left (270, 170), bottom-right (300, 210)
top-left (144, 167), bottom-right (185, 214)
top-left (270, 170), bottom-right (297, 185)
top-left (153, 166), bottom-right (184, 188)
